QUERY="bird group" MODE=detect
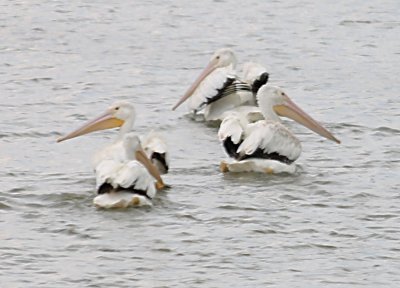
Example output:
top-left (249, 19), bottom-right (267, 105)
top-left (57, 48), bottom-right (340, 209)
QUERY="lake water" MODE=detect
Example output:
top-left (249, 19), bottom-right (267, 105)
top-left (1, 0), bottom-right (399, 287)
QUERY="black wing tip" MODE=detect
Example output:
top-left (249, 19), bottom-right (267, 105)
top-left (252, 72), bottom-right (270, 94)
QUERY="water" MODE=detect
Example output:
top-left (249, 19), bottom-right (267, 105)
top-left (1, 0), bottom-right (399, 287)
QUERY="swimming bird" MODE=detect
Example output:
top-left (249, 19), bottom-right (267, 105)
top-left (57, 101), bottom-right (167, 191)
top-left (219, 85), bottom-right (340, 173)
top-left (172, 48), bottom-right (269, 122)
top-left (93, 133), bottom-right (158, 208)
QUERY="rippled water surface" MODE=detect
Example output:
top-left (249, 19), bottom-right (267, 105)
top-left (1, 0), bottom-right (399, 287)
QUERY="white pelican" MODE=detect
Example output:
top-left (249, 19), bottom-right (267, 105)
top-left (218, 85), bottom-right (340, 174)
top-left (172, 48), bottom-right (269, 121)
top-left (94, 133), bottom-right (157, 208)
top-left (57, 101), bottom-right (167, 206)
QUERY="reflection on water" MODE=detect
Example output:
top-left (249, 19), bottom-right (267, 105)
top-left (1, 0), bottom-right (399, 287)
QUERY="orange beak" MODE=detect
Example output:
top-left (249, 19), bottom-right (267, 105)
top-left (274, 95), bottom-right (340, 144)
top-left (172, 57), bottom-right (219, 110)
top-left (135, 149), bottom-right (165, 190)
top-left (57, 110), bottom-right (124, 143)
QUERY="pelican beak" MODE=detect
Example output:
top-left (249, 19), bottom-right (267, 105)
top-left (274, 95), bottom-right (340, 144)
top-left (57, 110), bottom-right (124, 143)
top-left (135, 149), bottom-right (166, 190)
top-left (172, 57), bottom-right (219, 110)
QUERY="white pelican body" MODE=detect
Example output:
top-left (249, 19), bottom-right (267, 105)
top-left (172, 48), bottom-right (269, 122)
top-left (91, 130), bottom-right (170, 174)
top-left (186, 66), bottom-right (253, 121)
top-left (92, 139), bottom-right (129, 168)
top-left (93, 134), bottom-right (157, 208)
top-left (221, 158), bottom-right (297, 174)
top-left (57, 101), bottom-right (166, 208)
top-left (219, 86), bottom-right (340, 174)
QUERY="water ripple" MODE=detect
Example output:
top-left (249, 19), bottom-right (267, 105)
top-left (1, 0), bottom-right (399, 287)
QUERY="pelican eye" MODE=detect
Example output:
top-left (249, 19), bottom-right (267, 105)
top-left (115, 107), bottom-right (120, 110)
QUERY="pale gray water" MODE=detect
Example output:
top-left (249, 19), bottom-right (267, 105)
top-left (1, 0), bottom-right (399, 287)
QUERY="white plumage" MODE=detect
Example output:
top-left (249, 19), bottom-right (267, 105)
top-left (221, 158), bottom-right (297, 174)
top-left (241, 62), bottom-right (270, 94)
top-left (218, 111), bottom-right (248, 144)
top-left (57, 101), bottom-right (167, 208)
top-left (95, 160), bottom-right (155, 196)
top-left (92, 140), bottom-right (126, 169)
top-left (92, 192), bottom-right (151, 209)
top-left (188, 66), bottom-right (235, 110)
top-left (190, 66), bottom-right (254, 121)
top-left (237, 120), bottom-right (301, 161)
top-left (219, 116), bottom-right (243, 145)
top-left (94, 158), bottom-right (156, 208)
top-left (172, 48), bottom-right (269, 122)
top-left (219, 85), bottom-right (340, 174)
top-left (93, 133), bottom-right (158, 208)
top-left (92, 131), bottom-right (169, 176)
top-left (141, 130), bottom-right (169, 174)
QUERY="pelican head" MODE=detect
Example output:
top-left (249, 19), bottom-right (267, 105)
top-left (211, 48), bottom-right (237, 69)
top-left (111, 101), bottom-right (136, 122)
top-left (172, 48), bottom-right (237, 110)
top-left (123, 132), bottom-right (165, 189)
top-left (122, 133), bottom-right (141, 158)
top-left (257, 85), bottom-right (340, 144)
top-left (57, 101), bottom-right (136, 143)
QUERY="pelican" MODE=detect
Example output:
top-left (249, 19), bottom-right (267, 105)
top-left (172, 48), bottom-right (269, 122)
top-left (218, 85), bottom-right (340, 174)
top-left (57, 101), bottom-right (167, 206)
top-left (94, 133), bottom-right (157, 208)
